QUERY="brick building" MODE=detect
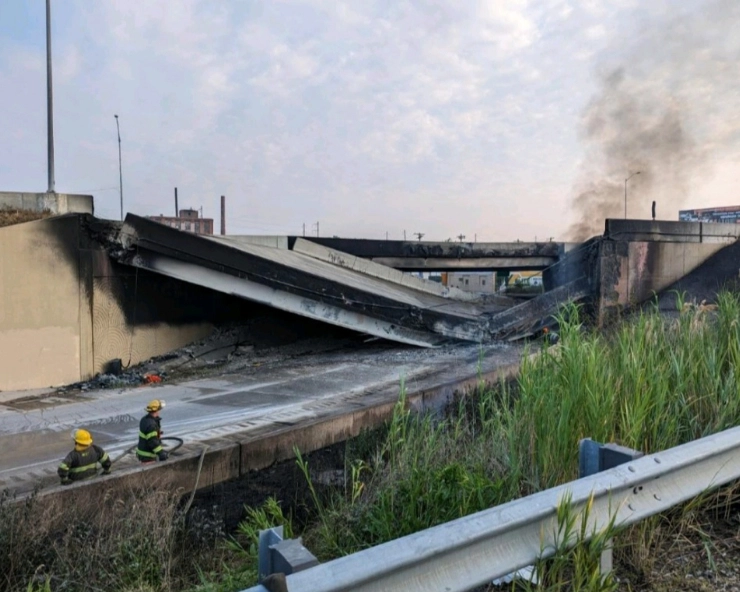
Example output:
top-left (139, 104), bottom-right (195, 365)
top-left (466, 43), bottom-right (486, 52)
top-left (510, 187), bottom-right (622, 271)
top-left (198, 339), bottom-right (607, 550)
top-left (148, 209), bottom-right (214, 235)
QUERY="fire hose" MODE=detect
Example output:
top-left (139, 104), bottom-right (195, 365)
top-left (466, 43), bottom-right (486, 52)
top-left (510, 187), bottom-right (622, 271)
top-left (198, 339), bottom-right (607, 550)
top-left (106, 436), bottom-right (207, 515)
top-left (109, 436), bottom-right (184, 465)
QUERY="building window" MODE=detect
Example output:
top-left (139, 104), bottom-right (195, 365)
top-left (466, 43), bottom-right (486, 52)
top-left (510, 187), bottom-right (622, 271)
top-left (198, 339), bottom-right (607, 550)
top-left (482, 279), bottom-right (486, 285)
top-left (465, 279), bottom-right (469, 285)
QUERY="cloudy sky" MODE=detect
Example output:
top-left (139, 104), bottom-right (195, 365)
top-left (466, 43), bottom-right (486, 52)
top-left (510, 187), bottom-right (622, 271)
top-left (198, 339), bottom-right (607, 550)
top-left (0, 1), bottom-right (738, 240)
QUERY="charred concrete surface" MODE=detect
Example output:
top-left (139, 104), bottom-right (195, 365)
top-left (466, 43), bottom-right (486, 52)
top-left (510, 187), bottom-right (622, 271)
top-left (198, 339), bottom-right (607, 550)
top-left (654, 239), bottom-right (740, 310)
top-left (487, 278), bottom-right (593, 339)
top-left (0, 342), bottom-right (524, 500)
top-left (597, 219), bottom-right (740, 323)
top-left (604, 219), bottom-right (740, 243)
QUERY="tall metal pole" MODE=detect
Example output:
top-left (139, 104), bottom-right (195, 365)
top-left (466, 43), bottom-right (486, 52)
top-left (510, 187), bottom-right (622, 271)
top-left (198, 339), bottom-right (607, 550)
top-left (115, 115), bottom-right (123, 220)
top-left (46, 0), bottom-right (55, 193)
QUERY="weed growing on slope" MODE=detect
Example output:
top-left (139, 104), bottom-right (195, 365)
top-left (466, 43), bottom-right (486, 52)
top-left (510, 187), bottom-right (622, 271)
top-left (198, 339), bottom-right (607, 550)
top-left (280, 292), bottom-right (740, 588)
top-left (0, 484), bottom-right (239, 592)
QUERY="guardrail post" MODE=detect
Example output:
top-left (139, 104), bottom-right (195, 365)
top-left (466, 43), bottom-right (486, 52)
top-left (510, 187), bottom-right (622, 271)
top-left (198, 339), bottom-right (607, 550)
top-left (258, 526), bottom-right (284, 582)
top-left (579, 438), bottom-right (643, 576)
top-left (257, 526), bottom-right (320, 586)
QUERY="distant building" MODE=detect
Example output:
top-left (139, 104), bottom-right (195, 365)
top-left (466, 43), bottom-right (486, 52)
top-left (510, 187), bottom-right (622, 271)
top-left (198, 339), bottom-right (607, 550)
top-left (442, 272), bottom-right (496, 294)
top-left (507, 271), bottom-right (543, 287)
top-left (679, 206), bottom-right (740, 224)
top-left (148, 209), bottom-right (214, 235)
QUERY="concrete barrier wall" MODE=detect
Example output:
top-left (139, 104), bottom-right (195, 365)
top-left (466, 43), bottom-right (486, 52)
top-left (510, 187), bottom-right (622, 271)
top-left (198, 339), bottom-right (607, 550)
top-left (598, 239), bottom-right (730, 322)
top-left (0, 217), bottom-right (87, 390)
top-left (0, 215), bottom-right (244, 390)
top-left (605, 219), bottom-right (740, 243)
top-left (0, 191), bottom-right (94, 215)
top-left (90, 252), bottom-right (213, 373)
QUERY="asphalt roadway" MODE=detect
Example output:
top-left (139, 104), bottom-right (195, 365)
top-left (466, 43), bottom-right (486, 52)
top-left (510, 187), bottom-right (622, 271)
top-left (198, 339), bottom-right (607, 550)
top-left (0, 342), bottom-right (524, 495)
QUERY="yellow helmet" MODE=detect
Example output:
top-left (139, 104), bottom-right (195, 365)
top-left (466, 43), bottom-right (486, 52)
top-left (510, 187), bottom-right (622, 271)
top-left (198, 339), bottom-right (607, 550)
top-left (145, 399), bottom-right (166, 412)
top-left (72, 429), bottom-right (93, 446)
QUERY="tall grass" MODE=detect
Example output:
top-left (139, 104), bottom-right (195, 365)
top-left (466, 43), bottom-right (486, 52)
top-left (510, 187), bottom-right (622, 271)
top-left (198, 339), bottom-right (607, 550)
top-left (508, 297), bottom-right (740, 493)
top-left (285, 292), bottom-right (740, 587)
top-left (0, 485), bottom-right (237, 592)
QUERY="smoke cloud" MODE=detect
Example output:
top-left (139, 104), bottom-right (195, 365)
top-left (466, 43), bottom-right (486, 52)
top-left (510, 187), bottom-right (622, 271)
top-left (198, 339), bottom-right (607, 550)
top-left (568, 1), bottom-right (740, 240)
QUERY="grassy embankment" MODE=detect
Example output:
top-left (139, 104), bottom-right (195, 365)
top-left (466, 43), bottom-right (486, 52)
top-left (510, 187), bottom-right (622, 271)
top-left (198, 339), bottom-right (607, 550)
top-left (5, 293), bottom-right (740, 591)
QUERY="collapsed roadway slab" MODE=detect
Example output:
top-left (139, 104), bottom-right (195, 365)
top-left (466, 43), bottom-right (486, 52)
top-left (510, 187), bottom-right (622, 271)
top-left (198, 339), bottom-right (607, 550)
top-left (116, 215), bottom-right (505, 347)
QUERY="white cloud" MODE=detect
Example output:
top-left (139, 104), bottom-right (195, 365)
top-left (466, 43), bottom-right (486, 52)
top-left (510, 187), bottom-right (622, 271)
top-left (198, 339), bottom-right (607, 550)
top-left (0, 0), bottom-right (737, 241)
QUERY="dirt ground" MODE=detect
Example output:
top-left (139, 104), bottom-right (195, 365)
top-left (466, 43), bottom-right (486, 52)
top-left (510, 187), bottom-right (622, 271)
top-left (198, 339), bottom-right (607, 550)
top-left (0, 207), bottom-right (52, 227)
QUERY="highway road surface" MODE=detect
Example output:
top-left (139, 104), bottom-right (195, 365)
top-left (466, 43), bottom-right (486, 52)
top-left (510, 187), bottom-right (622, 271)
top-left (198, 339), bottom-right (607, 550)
top-left (0, 343), bottom-right (523, 494)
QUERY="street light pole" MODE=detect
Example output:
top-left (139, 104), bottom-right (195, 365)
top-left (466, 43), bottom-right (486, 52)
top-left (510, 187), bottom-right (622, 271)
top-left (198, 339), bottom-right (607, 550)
top-left (46, 0), bottom-right (55, 193)
top-left (624, 171), bottom-right (640, 219)
top-left (115, 115), bottom-right (123, 220)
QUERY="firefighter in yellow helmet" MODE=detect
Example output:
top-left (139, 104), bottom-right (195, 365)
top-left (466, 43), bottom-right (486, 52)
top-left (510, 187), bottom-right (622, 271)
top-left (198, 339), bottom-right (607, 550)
top-left (137, 399), bottom-right (169, 463)
top-left (58, 429), bottom-right (112, 485)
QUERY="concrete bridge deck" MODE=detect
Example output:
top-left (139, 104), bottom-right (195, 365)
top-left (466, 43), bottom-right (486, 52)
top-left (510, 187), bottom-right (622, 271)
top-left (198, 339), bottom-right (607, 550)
top-left (0, 342), bottom-right (524, 498)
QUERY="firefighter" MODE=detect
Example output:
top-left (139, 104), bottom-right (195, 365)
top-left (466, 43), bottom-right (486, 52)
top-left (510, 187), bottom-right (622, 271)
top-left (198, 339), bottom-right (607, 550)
top-left (137, 399), bottom-right (169, 463)
top-left (58, 429), bottom-right (112, 485)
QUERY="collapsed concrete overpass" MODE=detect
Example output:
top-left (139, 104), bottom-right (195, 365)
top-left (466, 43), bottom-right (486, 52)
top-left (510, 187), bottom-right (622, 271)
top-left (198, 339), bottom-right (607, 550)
top-left (2, 211), bottom-right (740, 392)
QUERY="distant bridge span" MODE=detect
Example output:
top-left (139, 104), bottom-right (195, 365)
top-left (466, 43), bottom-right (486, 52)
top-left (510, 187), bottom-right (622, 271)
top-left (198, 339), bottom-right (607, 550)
top-left (295, 237), bottom-right (566, 271)
top-left (224, 236), bottom-right (571, 272)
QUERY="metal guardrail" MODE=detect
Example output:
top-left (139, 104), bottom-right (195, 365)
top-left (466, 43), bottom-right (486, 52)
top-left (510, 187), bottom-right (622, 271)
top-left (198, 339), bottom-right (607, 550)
top-left (243, 425), bottom-right (740, 592)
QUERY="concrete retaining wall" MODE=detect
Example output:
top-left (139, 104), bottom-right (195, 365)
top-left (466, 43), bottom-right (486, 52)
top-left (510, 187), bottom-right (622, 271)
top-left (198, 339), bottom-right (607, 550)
top-left (598, 238), bottom-right (731, 323)
top-left (0, 217), bottom-right (88, 390)
top-left (0, 216), bottom-right (239, 390)
top-left (0, 191), bottom-right (94, 215)
top-left (605, 219), bottom-right (740, 243)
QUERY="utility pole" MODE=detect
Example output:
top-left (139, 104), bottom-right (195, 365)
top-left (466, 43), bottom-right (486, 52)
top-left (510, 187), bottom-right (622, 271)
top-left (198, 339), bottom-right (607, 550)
top-left (220, 195), bottom-right (226, 235)
top-left (174, 187), bottom-right (178, 216)
top-left (403, 230), bottom-right (406, 241)
top-left (414, 232), bottom-right (424, 241)
top-left (312, 221), bottom-right (320, 237)
top-left (457, 234), bottom-right (466, 242)
top-left (385, 231), bottom-right (389, 240)
top-left (474, 233), bottom-right (477, 242)
top-left (114, 114), bottom-right (123, 220)
top-left (303, 223), bottom-right (306, 237)
top-left (46, 0), bottom-right (55, 193)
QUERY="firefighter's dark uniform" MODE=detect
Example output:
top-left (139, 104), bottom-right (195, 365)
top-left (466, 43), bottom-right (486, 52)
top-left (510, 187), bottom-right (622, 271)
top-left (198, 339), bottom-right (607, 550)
top-left (58, 444), bottom-right (111, 483)
top-left (137, 413), bottom-right (168, 462)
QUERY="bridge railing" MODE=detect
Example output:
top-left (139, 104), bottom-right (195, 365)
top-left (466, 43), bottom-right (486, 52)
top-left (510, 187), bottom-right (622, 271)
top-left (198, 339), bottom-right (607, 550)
top-left (242, 425), bottom-right (740, 592)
